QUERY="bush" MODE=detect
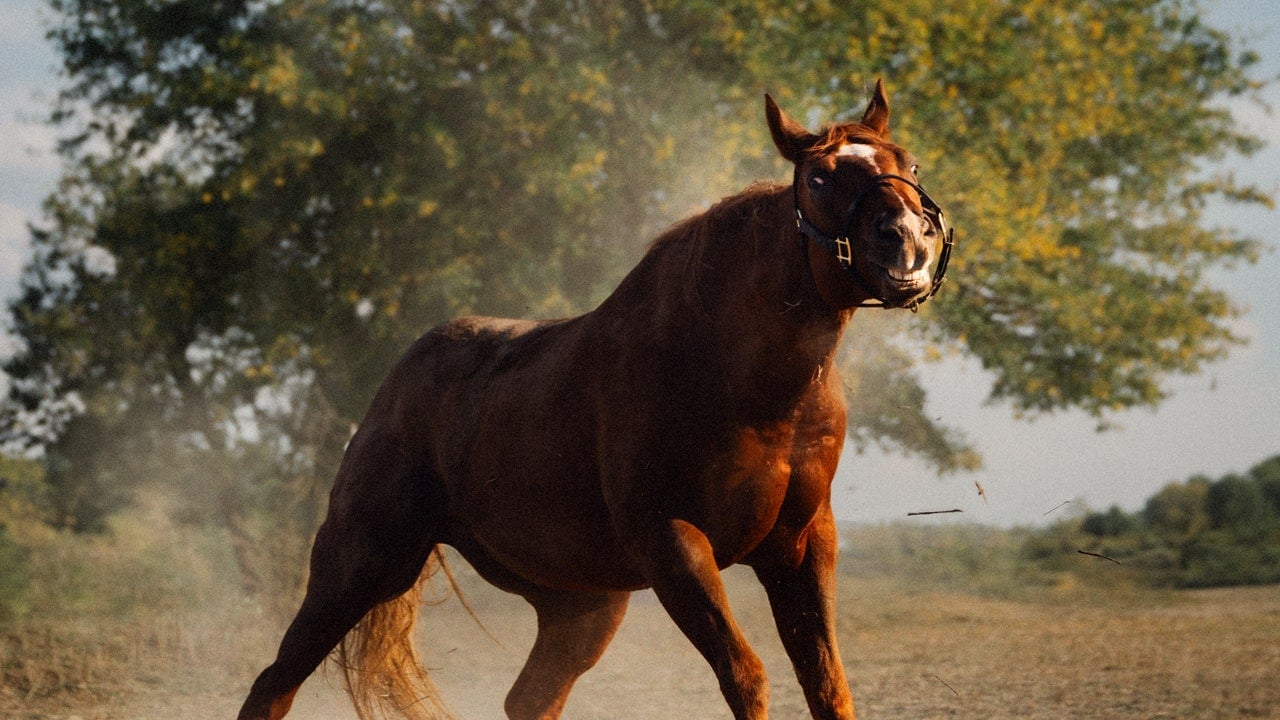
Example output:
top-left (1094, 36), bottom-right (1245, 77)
top-left (1180, 535), bottom-right (1280, 588)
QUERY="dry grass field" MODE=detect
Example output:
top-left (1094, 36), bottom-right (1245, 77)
top-left (4, 559), bottom-right (1279, 720)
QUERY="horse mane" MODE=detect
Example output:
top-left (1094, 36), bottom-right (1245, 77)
top-left (650, 181), bottom-right (786, 245)
top-left (641, 181), bottom-right (790, 315)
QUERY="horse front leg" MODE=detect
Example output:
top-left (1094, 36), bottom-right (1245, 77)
top-left (751, 505), bottom-right (856, 720)
top-left (627, 518), bottom-right (770, 719)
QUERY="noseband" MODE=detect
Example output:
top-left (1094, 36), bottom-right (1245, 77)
top-left (792, 168), bottom-right (955, 310)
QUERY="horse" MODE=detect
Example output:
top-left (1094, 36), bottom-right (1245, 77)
top-left (236, 79), bottom-right (953, 720)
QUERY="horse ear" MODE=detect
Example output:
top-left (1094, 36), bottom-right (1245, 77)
top-left (765, 94), bottom-right (816, 163)
top-left (860, 79), bottom-right (891, 136)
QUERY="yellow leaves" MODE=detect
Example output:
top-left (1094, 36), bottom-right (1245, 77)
top-left (432, 131), bottom-right (460, 169)
top-left (258, 48), bottom-right (301, 108)
top-left (1087, 19), bottom-right (1105, 42)
top-left (725, 27), bottom-right (746, 50)
top-left (652, 135), bottom-right (676, 163)
top-left (244, 364), bottom-right (273, 380)
top-left (568, 150), bottom-right (608, 183)
top-left (359, 193), bottom-right (402, 211)
top-left (417, 200), bottom-right (440, 218)
top-left (566, 66), bottom-right (614, 114)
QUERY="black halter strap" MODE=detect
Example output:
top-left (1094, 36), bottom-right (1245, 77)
top-left (792, 167), bottom-right (954, 310)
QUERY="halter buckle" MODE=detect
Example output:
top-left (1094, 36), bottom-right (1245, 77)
top-left (834, 236), bottom-right (853, 267)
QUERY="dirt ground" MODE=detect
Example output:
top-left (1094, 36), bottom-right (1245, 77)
top-left (5, 566), bottom-right (1280, 720)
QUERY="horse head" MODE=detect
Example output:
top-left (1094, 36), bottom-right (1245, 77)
top-left (767, 80), bottom-right (952, 310)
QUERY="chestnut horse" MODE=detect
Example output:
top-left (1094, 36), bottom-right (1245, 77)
top-left (237, 80), bottom-right (953, 720)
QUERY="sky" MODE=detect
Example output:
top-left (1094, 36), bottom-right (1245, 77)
top-left (0, 0), bottom-right (1276, 527)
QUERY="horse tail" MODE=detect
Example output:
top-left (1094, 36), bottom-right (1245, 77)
top-left (334, 548), bottom-right (457, 720)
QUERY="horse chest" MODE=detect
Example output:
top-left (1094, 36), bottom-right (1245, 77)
top-left (692, 439), bottom-right (796, 563)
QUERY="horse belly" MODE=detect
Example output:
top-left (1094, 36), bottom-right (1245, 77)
top-left (449, 466), bottom-right (643, 591)
top-left (444, 382), bottom-right (645, 590)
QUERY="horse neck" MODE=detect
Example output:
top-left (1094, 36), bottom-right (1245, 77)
top-left (598, 184), bottom-right (852, 405)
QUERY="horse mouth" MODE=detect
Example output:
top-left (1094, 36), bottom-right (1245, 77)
top-left (884, 266), bottom-right (930, 287)
top-left (873, 264), bottom-right (932, 307)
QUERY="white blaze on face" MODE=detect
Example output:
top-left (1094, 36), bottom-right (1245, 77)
top-left (836, 143), bottom-right (879, 171)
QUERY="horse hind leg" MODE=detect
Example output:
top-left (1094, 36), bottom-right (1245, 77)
top-left (237, 432), bottom-right (447, 720)
top-left (504, 589), bottom-right (630, 720)
top-left (238, 520), bottom-right (437, 717)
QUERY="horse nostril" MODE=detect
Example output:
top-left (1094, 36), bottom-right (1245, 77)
top-left (874, 213), bottom-right (910, 244)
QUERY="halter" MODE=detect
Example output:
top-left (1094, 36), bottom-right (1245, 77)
top-left (792, 167), bottom-right (955, 310)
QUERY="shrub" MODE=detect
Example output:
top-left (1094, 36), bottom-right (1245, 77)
top-left (1180, 534), bottom-right (1280, 588)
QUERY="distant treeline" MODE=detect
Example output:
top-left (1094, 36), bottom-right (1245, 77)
top-left (1051, 453), bottom-right (1280, 588)
top-left (842, 454), bottom-right (1280, 593)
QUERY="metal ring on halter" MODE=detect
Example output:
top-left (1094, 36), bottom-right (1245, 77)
top-left (793, 168), bottom-right (955, 310)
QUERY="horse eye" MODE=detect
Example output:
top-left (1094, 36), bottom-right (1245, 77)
top-left (911, 164), bottom-right (920, 176)
top-left (808, 173), bottom-right (827, 188)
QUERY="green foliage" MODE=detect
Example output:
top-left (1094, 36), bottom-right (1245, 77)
top-left (1024, 454), bottom-right (1280, 588)
top-left (1252, 456), bottom-right (1280, 515)
top-left (1143, 475), bottom-right (1211, 542)
top-left (0, 1), bottom-right (1271, 595)
top-left (1080, 505), bottom-right (1140, 537)
top-left (1206, 473), bottom-right (1277, 540)
top-left (1181, 535), bottom-right (1280, 588)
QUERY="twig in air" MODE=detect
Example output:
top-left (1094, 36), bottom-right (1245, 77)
top-left (1077, 550), bottom-right (1121, 565)
top-left (931, 673), bottom-right (960, 698)
top-left (1042, 500), bottom-right (1070, 517)
top-left (906, 508), bottom-right (963, 517)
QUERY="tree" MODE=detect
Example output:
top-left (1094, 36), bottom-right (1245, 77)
top-left (1247, 454), bottom-right (1280, 516)
top-left (1143, 476), bottom-right (1211, 543)
top-left (1081, 505), bottom-right (1139, 538)
top-left (1205, 474), bottom-right (1276, 541)
top-left (2, 0), bottom-right (1270, 594)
